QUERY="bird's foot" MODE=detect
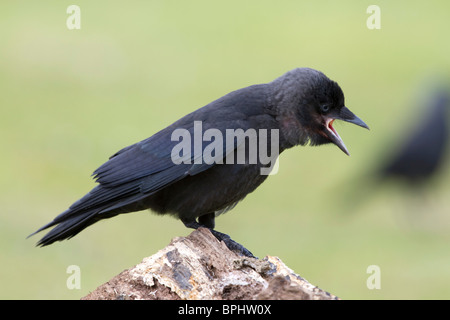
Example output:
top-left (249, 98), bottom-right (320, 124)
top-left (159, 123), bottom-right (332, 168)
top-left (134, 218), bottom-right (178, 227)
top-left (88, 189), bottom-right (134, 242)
top-left (182, 218), bottom-right (256, 258)
top-left (209, 229), bottom-right (256, 259)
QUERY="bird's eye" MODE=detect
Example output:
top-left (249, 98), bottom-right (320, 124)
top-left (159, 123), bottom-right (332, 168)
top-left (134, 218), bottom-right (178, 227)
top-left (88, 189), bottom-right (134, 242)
top-left (320, 105), bottom-right (330, 113)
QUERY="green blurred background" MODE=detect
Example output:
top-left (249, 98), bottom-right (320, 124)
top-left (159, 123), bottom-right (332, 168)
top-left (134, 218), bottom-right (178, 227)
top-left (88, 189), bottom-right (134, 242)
top-left (1, 0), bottom-right (450, 299)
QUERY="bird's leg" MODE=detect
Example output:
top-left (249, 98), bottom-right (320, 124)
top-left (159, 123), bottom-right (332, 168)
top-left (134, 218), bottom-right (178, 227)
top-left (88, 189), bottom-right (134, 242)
top-left (182, 214), bottom-right (256, 258)
top-left (198, 212), bottom-right (215, 229)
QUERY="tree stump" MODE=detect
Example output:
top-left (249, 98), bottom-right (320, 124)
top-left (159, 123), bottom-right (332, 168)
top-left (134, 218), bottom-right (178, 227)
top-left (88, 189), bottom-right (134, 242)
top-left (82, 228), bottom-right (338, 300)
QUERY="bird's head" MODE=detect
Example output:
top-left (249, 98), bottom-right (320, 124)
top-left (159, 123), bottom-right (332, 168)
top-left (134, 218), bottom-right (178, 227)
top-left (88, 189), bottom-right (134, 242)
top-left (271, 68), bottom-right (369, 155)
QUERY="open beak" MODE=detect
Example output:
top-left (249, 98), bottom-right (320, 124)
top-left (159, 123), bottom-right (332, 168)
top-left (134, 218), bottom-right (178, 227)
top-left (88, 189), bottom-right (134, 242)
top-left (325, 106), bottom-right (369, 156)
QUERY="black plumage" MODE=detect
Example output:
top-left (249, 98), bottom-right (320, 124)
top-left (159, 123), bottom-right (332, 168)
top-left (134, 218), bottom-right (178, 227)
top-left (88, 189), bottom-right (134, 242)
top-left (30, 68), bottom-right (368, 253)
top-left (380, 88), bottom-right (449, 185)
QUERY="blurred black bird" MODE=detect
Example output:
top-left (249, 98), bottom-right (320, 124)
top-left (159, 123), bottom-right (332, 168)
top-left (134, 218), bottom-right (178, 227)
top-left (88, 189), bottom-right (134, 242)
top-left (337, 84), bottom-right (449, 217)
top-left (29, 68), bottom-right (369, 256)
top-left (379, 88), bottom-right (449, 186)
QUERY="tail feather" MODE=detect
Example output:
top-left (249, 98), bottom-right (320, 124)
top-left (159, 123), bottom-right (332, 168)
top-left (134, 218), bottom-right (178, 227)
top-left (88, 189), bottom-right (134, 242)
top-left (33, 209), bottom-right (101, 247)
top-left (29, 183), bottom-right (146, 247)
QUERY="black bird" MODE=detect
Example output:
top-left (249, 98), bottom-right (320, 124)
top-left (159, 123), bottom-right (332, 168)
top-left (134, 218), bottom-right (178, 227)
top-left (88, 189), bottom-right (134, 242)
top-left (379, 88), bottom-right (449, 185)
top-left (30, 68), bottom-right (369, 255)
top-left (337, 85), bottom-right (449, 216)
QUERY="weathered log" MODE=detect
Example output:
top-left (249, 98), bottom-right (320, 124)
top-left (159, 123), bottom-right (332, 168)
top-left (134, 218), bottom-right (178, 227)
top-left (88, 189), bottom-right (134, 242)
top-left (82, 228), bottom-right (338, 300)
